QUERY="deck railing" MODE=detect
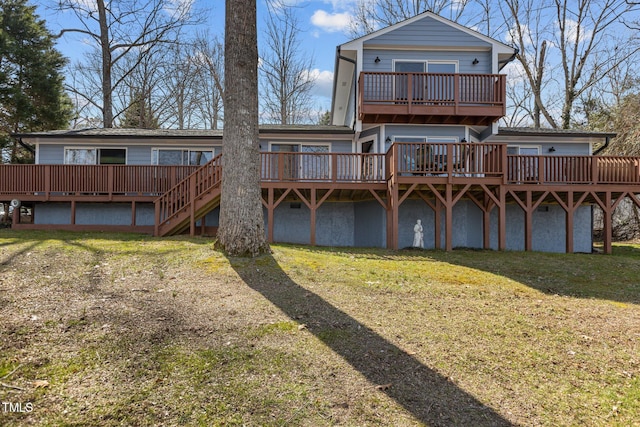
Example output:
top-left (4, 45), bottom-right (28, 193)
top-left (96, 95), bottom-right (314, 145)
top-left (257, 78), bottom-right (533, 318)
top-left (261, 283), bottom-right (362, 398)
top-left (507, 155), bottom-right (640, 184)
top-left (0, 164), bottom-right (198, 197)
top-left (2, 150), bottom-right (640, 202)
top-left (154, 154), bottom-right (223, 226)
top-left (261, 152), bottom-right (386, 182)
top-left (359, 72), bottom-right (506, 107)
top-left (393, 142), bottom-right (506, 177)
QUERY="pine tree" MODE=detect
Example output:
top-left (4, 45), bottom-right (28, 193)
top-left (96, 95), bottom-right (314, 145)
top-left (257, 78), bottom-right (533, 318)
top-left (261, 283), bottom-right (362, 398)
top-left (0, 0), bottom-right (73, 163)
top-left (121, 91), bottom-right (159, 129)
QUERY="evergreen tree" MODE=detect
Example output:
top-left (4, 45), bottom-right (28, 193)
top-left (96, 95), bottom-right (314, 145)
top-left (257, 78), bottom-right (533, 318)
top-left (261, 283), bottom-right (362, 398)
top-left (121, 91), bottom-right (159, 129)
top-left (0, 0), bottom-right (73, 163)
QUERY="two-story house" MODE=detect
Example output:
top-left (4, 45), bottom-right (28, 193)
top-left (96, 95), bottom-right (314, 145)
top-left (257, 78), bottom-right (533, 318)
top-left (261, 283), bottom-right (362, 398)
top-left (2, 12), bottom-right (634, 254)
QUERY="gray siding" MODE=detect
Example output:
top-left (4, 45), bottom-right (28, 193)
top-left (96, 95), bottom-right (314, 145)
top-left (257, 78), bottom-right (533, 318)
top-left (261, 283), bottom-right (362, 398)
top-left (364, 50), bottom-right (492, 74)
top-left (364, 16), bottom-right (491, 49)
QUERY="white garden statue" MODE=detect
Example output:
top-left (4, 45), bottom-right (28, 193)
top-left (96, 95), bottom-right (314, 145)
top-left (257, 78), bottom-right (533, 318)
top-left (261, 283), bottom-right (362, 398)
top-left (413, 219), bottom-right (424, 248)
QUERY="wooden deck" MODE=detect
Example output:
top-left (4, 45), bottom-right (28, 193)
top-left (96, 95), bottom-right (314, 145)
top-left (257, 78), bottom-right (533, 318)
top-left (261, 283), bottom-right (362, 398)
top-left (2, 143), bottom-right (640, 254)
top-left (358, 72), bottom-right (506, 125)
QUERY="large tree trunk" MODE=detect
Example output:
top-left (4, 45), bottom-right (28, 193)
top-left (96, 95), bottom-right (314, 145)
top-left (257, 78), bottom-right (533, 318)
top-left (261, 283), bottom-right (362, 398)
top-left (217, 0), bottom-right (269, 257)
top-left (97, 0), bottom-right (113, 128)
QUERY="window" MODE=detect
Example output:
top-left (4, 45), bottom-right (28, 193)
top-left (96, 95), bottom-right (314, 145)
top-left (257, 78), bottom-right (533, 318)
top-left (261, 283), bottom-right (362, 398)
top-left (64, 148), bottom-right (126, 165)
top-left (151, 148), bottom-right (215, 165)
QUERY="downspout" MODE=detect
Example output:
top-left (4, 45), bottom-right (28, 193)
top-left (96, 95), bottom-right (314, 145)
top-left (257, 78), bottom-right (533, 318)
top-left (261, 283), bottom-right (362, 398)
top-left (498, 47), bottom-right (519, 70)
top-left (592, 136), bottom-right (610, 155)
top-left (17, 138), bottom-right (35, 155)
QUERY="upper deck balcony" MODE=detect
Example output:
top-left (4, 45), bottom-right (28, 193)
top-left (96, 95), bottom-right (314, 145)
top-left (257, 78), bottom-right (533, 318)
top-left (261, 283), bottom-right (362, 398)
top-left (358, 72), bottom-right (506, 126)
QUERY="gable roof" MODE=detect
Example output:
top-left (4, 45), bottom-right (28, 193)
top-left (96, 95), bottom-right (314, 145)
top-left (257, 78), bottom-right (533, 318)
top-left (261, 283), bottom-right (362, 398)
top-left (339, 11), bottom-right (515, 55)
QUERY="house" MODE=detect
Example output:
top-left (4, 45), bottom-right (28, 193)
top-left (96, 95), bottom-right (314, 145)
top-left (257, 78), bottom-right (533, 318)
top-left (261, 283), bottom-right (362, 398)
top-left (2, 12), bottom-right (637, 254)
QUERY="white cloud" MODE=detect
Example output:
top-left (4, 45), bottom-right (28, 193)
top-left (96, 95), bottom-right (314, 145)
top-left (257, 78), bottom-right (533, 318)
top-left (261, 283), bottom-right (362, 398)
top-left (303, 68), bottom-right (334, 98)
top-left (310, 9), bottom-right (353, 33)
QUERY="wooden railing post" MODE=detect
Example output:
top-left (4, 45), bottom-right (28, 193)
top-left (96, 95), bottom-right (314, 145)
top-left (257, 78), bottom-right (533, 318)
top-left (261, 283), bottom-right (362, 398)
top-left (332, 154), bottom-right (338, 182)
top-left (454, 74), bottom-right (460, 114)
top-left (107, 166), bottom-right (114, 200)
top-left (501, 145), bottom-right (508, 184)
top-left (592, 156), bottom-right (598, 185)
top-left (44, 165), bottom-right (51, 200)
top-left (407, 73), bottom-right (413, 114)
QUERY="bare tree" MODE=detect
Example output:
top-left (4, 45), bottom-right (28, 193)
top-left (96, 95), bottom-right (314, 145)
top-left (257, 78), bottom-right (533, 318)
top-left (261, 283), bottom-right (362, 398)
top-left (54, 0), bottom-right (198, 127)
top-left (191, 32), bottom-right (225, 129)
top-left (350, 0), bottom-right (472, 36)
top-left (501, 0), bottom-right (558, 128)
top-left (502, 0), bottom-right (640, 129)
top-left (260, 2), bottom-right (316, 124)
top-left (218, 0), bottom-right (269, 256)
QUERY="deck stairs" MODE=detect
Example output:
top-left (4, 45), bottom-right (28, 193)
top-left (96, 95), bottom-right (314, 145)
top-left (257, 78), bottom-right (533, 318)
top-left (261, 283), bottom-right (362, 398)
top-left (154, 154), bottom-right (222, 236)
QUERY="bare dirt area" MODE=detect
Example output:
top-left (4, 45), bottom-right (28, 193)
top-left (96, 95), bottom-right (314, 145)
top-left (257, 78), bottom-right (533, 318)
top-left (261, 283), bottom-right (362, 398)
top-left (1, 230), bottom-right (639, 426)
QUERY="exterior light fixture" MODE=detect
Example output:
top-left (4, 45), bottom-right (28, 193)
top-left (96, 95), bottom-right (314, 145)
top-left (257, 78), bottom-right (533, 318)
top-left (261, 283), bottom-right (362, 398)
top-left (472, 58), bottom-right (479, 65)
top-left (385, 136), bottom-right (392, 143)
top-left (375, 56), bottom-right (381, 63)
top-left (549, 146), bottom-right (556, 153)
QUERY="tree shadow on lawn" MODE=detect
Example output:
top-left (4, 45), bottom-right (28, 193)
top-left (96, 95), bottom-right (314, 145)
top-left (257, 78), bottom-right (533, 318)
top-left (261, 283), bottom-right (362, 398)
top-left (229, 253), bottom-right (514, 427)
top-left (294, 245), bottom-right (640, 305)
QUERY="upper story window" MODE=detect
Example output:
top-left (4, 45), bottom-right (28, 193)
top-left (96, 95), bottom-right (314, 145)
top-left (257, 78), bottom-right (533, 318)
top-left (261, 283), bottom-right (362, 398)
top-left (64, 148), bottom-right (126, 165)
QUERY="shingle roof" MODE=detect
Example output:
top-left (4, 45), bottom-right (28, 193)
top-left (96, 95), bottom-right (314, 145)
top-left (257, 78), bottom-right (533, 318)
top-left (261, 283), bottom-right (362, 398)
top-left (14, 125), bottom-right (354, 139)
top-left (498, 127), bottom-right (616, 138)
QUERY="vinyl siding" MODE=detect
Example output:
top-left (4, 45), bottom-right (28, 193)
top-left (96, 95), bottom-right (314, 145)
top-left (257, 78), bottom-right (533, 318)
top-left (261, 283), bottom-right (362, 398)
top-left (364, 16), bottom-right (491, 49)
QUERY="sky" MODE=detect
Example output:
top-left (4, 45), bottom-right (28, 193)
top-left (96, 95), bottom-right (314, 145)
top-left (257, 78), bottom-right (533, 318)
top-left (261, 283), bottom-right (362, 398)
top-left (35, 0), bottom-right (361, 115)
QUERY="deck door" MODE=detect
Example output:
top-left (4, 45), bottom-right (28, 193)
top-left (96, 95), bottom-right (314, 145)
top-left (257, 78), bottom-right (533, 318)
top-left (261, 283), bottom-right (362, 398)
top-left (394, 61), bottom-right (425, 103)
top-left (426, 62), bottom-right (457, 103)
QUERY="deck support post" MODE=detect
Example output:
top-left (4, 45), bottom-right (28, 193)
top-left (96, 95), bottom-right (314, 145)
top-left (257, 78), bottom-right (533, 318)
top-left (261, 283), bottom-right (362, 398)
top-left (310, 188), bottom-right (317, 246)
top-left (131, 201), bottom-right (137, 227)
top-left (434, 198), bottom-right (442, 250)
top-left (70, 200), bottom-right (76, 225)
top-left (524, 191), bottom-right (533, 251)
top-left (603, 191), bottom-right (613, 255)
top-left (445, 184), bottom-right (453, 251)
top-left (498, 186), bottom-right (506, 250)
top-left (267, 188), bottom-right (274, 243)
top-left (565, 191), bottom-right (574, 253)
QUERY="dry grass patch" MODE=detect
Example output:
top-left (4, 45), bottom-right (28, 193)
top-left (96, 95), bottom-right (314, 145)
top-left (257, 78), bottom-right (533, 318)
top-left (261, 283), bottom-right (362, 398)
top-left (0, 230), bottom-right (638, 426)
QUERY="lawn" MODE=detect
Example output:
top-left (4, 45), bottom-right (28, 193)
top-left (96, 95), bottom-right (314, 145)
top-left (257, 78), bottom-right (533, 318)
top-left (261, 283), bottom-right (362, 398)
top-left (0, 230), bottom-right (638, 426)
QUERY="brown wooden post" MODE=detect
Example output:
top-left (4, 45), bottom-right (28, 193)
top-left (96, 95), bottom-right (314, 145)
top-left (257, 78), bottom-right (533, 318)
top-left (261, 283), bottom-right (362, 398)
top-left (498, 186), bottom-right (506, 250)
top-left (445, 184), bottom-right (453, 251)
top-left (310, 188), bottom-right (317, 246)
top-left (189, 175), bottom-right (196, 236)
top-left (591, 157), bottom-right (598, 185)
top-left (525, 191), bottom-right (533, 251)
top-left (267, 188), bottom-right (274, 243)
top-left (565, 191), bottom-right (574, 253)
top-left (154, 200), bottom-right (160, 236)
top-left (407, 72), bottom-right (413, 115)
top-left (108, 165), bottom-right (114, 200)
top-left (603, 191), bottom-right (613, 254)
top-left (482, 199), bottom-right (492, 250)
top-left (70, 200), bottom-right (76, 225)
top-left (131, 201), bottom-right (137, 227)
top-left (45, 165), bottom-right (51, 200)
top-left (446, 143), bottom-right (454, 183)
top-left (332, 154), bottom-right (338, 182)
top-left (454, 74), bottom-right (460, 115)
top-left (435, 198), bottom-right (442, 250)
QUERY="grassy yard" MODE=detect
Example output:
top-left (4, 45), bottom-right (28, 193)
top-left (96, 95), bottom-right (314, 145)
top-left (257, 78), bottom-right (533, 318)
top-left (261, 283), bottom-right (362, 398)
top-left (0, 230), bottom-right (638, 426)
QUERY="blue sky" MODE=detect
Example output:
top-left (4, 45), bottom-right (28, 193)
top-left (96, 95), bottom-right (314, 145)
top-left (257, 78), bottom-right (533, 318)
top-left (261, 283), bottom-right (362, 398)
top-left (35, 0), bottom-right (359, 113)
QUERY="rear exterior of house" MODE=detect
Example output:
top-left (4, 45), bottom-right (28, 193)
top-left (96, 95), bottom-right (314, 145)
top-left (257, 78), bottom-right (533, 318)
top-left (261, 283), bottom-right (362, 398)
top-left (2, 12), bottom-right (637, 254)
